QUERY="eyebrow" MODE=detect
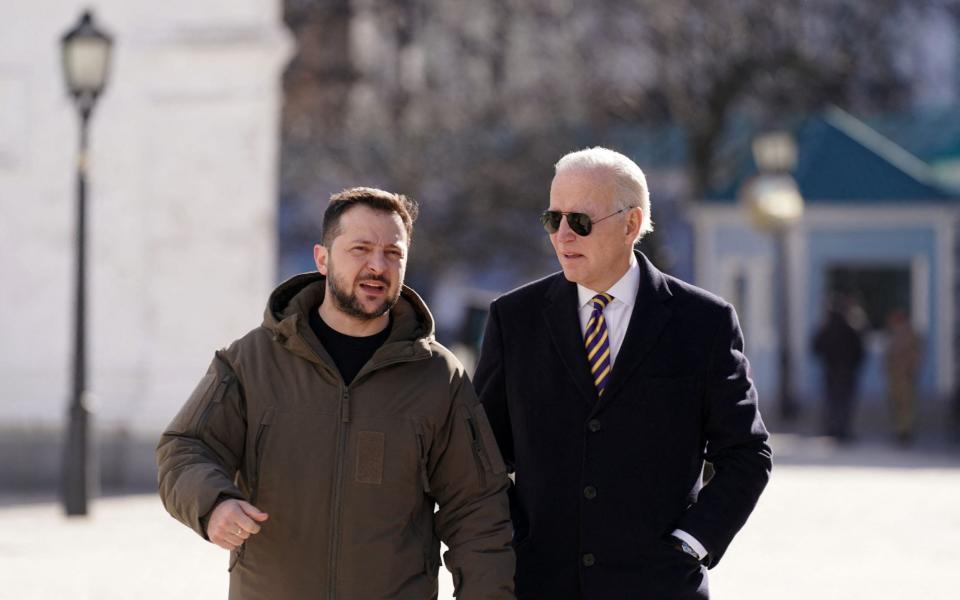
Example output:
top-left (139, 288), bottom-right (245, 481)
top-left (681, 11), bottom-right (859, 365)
top-left (547, 208), bottom-right (593, 217)
top-left (348, 238), bottom-right (407, 250)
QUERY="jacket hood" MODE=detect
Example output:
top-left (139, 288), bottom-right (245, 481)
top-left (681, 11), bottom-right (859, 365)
top-left (261, 272), bottom-right (436, 366)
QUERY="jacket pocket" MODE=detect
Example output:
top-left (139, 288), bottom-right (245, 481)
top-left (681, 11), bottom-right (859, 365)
top-left (452, 568), bottom-right (464, 597)
top-left (413, 420), bottom-right (431, 495)
top-left (192, 372), bottom-right (235, 437)
top-left (249, 408), bottom-right (274, 506)
top-left (228, 546), bottom-right (244, 572)
top-left (230, 409), bottom-right (273, 573)
top-left (463, 404), bottom-right (507, 486)
top-left (411, 498), bottom-right (441, 578)
top-left (168, 359), bottom-right (236, 438)
top-left (463, 411), bottom-right (487, 486)
top-left (171, 373), bottom-right (215, 434)
top-left (411, 420), bottom-right (440, 577)
top-left (425, 528), bottom-right (441, 576)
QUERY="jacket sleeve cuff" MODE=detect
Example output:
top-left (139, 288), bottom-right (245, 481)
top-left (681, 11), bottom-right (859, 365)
top-left (671, 529), bottom-right (708, 560)
top-left (191, 484), bottom-right (245, 539)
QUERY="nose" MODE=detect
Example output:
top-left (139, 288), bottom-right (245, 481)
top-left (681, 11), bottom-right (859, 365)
top-left (366, 250), bottom-right (387, 274)
top-left (555, 214), bottom-right (577, 241)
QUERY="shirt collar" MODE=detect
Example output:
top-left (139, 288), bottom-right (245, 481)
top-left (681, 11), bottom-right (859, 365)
top-left (577, 253), bottom-right (640, 310)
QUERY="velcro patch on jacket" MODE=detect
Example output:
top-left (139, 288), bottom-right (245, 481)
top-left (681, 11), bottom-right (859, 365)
top-left (356, 430), bottom-right (385, 484)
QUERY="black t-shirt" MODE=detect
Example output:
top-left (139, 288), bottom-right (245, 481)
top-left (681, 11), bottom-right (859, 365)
top-left (309, 306), bottom-right (391, 385)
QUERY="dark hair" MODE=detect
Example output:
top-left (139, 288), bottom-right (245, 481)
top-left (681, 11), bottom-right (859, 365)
top-left (321, 187), bottom-right (419, 246)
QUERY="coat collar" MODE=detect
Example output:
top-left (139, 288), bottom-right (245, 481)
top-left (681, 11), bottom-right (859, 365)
top-left (543, 269), bottom-right (598, 405)
top-left (543, 250), bottom-right (674, 409)
top-left (262, 273), bottom-right (436, 370)
top-left (597, 250), bottom-right (674, 407)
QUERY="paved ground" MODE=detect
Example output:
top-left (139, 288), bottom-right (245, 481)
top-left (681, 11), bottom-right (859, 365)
top-left (711, 434), bottom-right (960, 599)
top-left (2, 433), bottom-right (958, 599)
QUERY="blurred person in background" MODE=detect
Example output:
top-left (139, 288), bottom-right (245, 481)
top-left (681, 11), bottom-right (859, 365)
top-left (812, 294), bottom-right (866, 443)
top-left (884, 308), bottom-right (922, 446)
top-left (474, 147), bottom-right (771, 600)
top-left (156, 188), bottom-right (514, 600)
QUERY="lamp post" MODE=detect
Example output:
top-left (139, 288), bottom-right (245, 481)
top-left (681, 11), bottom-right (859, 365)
top-left (738, 131), bottom-right (804, 422)
top-left (60, 10), bottom-right (113, 516)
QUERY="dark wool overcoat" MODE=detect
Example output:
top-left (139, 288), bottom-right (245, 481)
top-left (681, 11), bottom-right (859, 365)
top-left (475, 251), bottom-right (772, 600)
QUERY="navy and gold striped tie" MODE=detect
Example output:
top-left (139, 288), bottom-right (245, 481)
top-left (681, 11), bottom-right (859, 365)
top-left (585, 293), bottom-right (613, 397)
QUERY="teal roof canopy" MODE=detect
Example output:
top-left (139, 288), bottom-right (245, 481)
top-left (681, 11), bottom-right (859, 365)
top-left (709, 108), bottom-right (956, 203)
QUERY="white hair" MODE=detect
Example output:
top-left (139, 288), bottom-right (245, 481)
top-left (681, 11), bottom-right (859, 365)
top-left (554, 146), bottom-right (653, 241)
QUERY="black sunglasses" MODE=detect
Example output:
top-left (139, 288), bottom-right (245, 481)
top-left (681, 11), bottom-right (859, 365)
top-left (540, 207), bottom-right (635, 236)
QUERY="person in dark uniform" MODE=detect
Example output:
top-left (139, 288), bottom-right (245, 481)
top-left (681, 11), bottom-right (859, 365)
top-left (812, 294), bottom-right (866, 442)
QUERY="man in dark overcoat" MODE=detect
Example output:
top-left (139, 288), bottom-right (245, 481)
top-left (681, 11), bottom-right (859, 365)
top-left (812, 295), bottom-right (866, 442)
top-left (475, 147), bottom-right (772, 599)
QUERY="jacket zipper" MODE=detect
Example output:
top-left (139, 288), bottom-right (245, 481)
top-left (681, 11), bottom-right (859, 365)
top-left (414, 423), bottom-right (431, 495)
top-left (249, 409), bottom-right (273, 505)
top-left (465, 416), bottom-right (488, 487)
top-left (229, 409), bottom-right (273, 573)
top-left (325, 358), bottom-right (420, 599)
top-left (328, 387), bottom-right (350, 600)
top-left (414, 422), bottom-right (437, 577)
top-left (193, 374), bottom-right (233, 436)
top-left (298, 339), bottom-right (425, 599)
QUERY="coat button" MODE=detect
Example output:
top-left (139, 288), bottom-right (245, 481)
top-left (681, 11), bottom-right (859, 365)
top-left (583, 485), bottom-right (597, 499)
top-left (587, 419), bottom-right (601, 432)
top-left (582, 553), bottom-right (596, 567)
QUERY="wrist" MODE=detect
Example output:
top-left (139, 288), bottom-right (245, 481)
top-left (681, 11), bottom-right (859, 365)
top-left (670, 536), bottom-right (701, 561)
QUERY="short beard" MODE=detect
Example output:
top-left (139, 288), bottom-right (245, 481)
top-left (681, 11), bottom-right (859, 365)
top-left (326, 267), bottom-right (400, 321)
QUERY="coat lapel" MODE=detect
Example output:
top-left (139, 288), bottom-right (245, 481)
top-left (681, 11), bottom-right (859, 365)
top-left (592, 252), bottom-right (674, 412)
top-left (543, 274), bottom-right (598, 404)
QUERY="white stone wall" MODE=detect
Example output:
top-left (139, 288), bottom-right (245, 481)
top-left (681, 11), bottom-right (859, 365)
top-left (0, 0), bottom-right (290, 449)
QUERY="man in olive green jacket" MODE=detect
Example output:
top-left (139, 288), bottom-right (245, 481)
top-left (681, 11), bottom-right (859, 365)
top-left (157, 187), bottom-right (514, 600)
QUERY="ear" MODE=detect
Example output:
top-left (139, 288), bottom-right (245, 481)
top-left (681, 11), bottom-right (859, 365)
top-left (314, 244), bottom-right (328, 276)
top-left (626, 208), bottom-right (642, 240)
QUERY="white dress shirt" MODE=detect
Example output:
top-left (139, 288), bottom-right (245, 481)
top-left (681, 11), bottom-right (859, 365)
top-left (575, 253), bottom-right (708, 562)
top-left (576, 254), bottom-right (641, 364)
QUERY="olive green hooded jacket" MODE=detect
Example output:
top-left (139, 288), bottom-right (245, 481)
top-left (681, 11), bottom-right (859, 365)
top-left (157, 273), bottom-right (515, 599)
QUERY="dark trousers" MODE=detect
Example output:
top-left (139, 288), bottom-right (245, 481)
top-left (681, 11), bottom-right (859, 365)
top-left (823, 370), bottom-right (858, 439)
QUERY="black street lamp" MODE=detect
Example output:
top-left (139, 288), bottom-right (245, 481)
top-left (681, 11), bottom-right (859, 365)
top-left (60, 9), bottom-right (113, 516)
top-left (738, 131), bottom-right (804, 422)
